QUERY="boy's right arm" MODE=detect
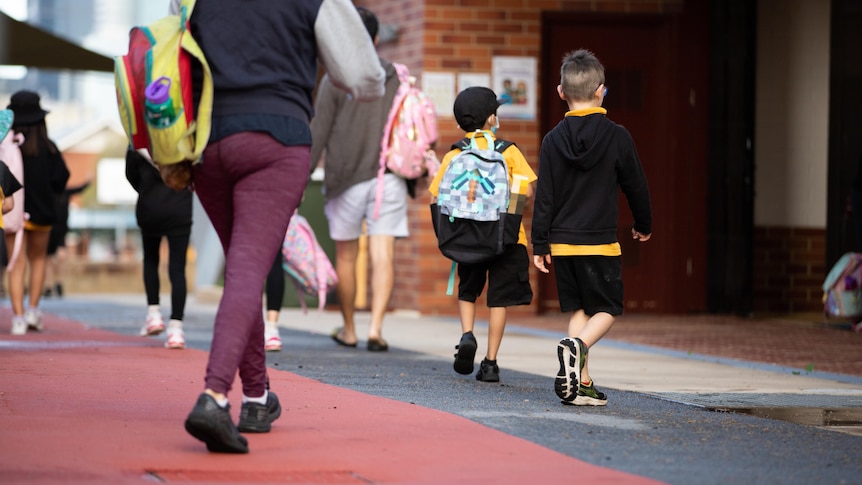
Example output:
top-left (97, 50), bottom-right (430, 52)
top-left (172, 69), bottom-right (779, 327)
top-left (530, 144), bottom-right (553, 257)
top-left (533, 254), bottom-right (552, 273)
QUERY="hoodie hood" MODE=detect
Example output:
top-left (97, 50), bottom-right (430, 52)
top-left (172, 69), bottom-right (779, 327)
top-left (549, 111), bottom-right (616, 171)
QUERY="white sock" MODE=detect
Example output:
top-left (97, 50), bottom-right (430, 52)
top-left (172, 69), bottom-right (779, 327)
top-left (168, 319), bottom-right (182, 329)
top-left (215, 396), bottom-right (229, 408)
top-left (242, 390), bottom-right (268, 405)
top-left (147, 305), bottom-right (160, 315)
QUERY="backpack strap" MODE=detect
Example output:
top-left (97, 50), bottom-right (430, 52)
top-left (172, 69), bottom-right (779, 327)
top-left (450, 135), bottom-right (514, 154)
top-left (374, 63), bottom-right (412, 220)
top-left (313, 233), bottom-right (330, 312)
top-left (446, 261), bottom-right (457, 295)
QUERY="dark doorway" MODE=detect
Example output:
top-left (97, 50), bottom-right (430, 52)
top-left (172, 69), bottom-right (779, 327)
top-left (827, 0), bottom-right (862, 269)
top-left (539, 5), bottom-right (709, 314)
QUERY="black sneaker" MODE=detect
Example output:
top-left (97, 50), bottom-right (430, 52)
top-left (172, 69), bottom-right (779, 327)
top-left (572, 381), bottom-right (608, 406)
top-left (184, 393), bottom-right (249, 453)
top-left (555, 337), bottom-right (587, 403)
top-left (475, 358), bottom-right (500, 382)
top-left (453, 331), bottom-right (478, 375)
top-left (237, 391), bottom-right (282, 433)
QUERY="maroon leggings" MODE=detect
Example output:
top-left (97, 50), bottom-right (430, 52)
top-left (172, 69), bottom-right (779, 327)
top-left (193, 133), bottom-right (310, 397)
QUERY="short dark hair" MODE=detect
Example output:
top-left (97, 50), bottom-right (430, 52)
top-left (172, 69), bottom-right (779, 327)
top-left (356, 6), bottom-right (379, 41)
top-left (560, 49), bottom-right (605, 102)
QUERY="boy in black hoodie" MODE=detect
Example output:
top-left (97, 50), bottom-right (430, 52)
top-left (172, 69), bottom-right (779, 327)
top-left (531, 49), bottom-right (652, 406)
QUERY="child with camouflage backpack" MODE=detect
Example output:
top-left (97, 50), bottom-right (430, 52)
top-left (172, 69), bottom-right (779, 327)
top-left (428, 86), bottom-right (536, 383)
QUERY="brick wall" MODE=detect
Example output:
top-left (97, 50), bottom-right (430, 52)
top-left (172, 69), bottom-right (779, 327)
top-left (358, 0), bottom-right (684, 316)
top-left (753, 226), bottom-right (826, 313)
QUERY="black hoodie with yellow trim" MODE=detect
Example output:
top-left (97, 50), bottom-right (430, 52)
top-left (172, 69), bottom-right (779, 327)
top-left (531, 108), bottom-right (652, 256)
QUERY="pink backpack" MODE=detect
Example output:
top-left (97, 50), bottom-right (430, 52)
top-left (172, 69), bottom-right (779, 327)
top-left (374, 63), bottom-right (440, 218)
top-left (0, 130), bottom-right (25, 270)
top-left (281, 212), bottom-right (338, 313)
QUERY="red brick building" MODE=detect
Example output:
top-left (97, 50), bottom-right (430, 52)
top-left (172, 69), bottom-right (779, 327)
top-left (344, 0), bottom-right (862, 318)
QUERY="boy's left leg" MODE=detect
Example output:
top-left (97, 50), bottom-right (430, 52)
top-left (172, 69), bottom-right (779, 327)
top-left (475, 306), bottom-right (506, 382)
top-left (569, 311), bottom-right (615, 385)
top-left (485, 306), bottom-right (507, 361)
top-left (478, 244), bottom-right (532, 382)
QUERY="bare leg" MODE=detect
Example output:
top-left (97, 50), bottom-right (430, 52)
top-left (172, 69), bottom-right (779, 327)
top-left (334, 239), bottom-right (359, 345)
top-left (25, 231), bottom-right (50, 309)
top-left (568, 310), bottom-right (615, 384)
top-left (367, 234), bottom-right (395, 341)
top-left (6, 232), bottom-right (25, 316)
top-left (485, 306), bottom-right (507, 361)
top-left (266, 309), bottom-right (279, 324)
top-left (458, 300), bottom-right (476, 334)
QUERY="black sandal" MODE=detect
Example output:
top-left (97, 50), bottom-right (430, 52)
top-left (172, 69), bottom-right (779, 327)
top-left (366, 338), bottom-right (388, 352)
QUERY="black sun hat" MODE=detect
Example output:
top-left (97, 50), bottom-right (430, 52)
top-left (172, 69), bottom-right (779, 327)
top-left (7, 90), bottom-right (50, 125)
top-left (453, 86), bottom-right (505, 132)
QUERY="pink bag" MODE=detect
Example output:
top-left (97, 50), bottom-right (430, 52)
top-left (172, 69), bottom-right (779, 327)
top-left (374, 63), bottom-right (440, 219)
top-left (281, 213), bottom-right (337, 313)
top-left (0, 129), bottom-right (26, 270)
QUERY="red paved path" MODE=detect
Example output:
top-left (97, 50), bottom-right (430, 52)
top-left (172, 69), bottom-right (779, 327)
top-left (0, 315), bottom-right (662, 485)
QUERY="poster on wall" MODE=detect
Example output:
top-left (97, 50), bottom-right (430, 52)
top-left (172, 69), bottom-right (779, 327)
top-left (457, 72), bottom-right (491, 94)
top-left (492, 56), bottom-right (537, 120)
top-left (421, 71), bottom-right (455, 119)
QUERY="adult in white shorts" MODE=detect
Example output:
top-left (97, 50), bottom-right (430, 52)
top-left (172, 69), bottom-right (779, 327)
top-left (310, 7), bottom-right (407, 351)
top-left (323, 173), bottom-right (408, 350)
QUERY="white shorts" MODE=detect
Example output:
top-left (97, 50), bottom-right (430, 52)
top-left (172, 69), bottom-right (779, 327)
top-left (324, 174), bottom-right (409, 241)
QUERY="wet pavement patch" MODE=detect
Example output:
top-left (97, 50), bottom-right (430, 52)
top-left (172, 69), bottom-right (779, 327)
top-left (704, 406), bottom-right (862, 436)
top-left (707, 406), bottom-right (862, 428)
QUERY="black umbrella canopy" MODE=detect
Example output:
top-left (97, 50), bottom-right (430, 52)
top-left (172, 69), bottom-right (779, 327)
top-left (0, 11), bottom-right (114, 72)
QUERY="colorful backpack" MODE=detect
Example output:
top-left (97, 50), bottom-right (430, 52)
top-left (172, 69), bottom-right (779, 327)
top-left (114, 0), bottom-right (213, 168)
top-left (282, 213), bottom-right (338, 313)
top-left (823, 252), bottom-right (862, 319)
top-left (0, 112), bottom-right (25, 270)
top-left (430, 133), bottom-right (522, 294)
top-left (374, 63), bottom-right (440, 218)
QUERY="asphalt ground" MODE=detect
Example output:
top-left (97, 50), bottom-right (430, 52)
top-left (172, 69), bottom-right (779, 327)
top-left (3, 293), bottom-right (861, 485)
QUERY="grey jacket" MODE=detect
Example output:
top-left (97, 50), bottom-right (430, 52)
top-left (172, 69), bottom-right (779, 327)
top-left (310, 60), bottom-right (400, 200)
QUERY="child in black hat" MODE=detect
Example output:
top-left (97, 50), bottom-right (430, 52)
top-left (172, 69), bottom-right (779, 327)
top-left (428, 86), bottom-right (537, 383)
top-left (6, 90), bottom-right (70, 333)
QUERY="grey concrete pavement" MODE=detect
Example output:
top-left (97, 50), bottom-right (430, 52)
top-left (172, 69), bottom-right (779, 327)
top-left (35, 293), bottom-right (862, 485)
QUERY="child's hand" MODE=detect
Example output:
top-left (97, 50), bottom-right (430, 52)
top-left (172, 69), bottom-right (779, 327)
top-left (533, 254), bottom-right (552, 273)
top-left (632, 228), bottom-right (651, 242)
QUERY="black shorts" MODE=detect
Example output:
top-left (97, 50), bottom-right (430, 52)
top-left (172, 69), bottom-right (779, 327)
top-left (457, 244), bottom-right (533, 307)
top-left (47, 226), bottom-right (66, 256)
top-left (0, 233), bottom-right (7, 268)
top-left (552, 255), bottom-right (623, 316)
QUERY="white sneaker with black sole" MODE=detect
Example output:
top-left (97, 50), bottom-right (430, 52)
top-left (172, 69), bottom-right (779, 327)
top-left (555, 337), bottom-right (586, 403)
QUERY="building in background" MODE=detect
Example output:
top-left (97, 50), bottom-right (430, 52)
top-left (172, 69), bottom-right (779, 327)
top-left (3, 0), bottom-right (859, 318)
top-left (0, 0), bottom-right (197, 294)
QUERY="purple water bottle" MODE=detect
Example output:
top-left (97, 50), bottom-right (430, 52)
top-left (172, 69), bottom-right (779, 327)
top-left (144, 77), bottom-right (175, 127)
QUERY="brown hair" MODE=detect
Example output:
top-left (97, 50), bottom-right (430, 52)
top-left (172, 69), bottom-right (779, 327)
top-left (13, 121), bottom-right (56, 158)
